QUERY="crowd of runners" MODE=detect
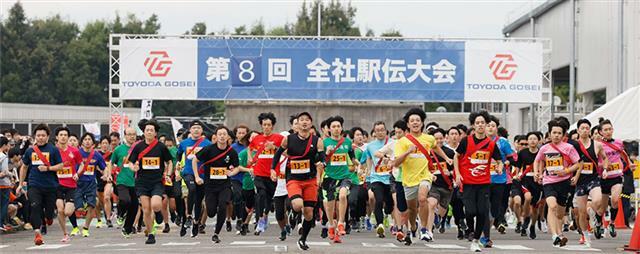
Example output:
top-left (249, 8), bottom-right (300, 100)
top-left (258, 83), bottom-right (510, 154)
top-left (0, 108), bottom-right (637, 252)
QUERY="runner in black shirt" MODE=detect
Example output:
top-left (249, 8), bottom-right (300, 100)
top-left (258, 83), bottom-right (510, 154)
top-left (129, 119), bottom-right (173, 245)
top-left (514, 132), bottom-right (541, 239)
top-left (193, 126), bottom-right (240, 243)
top-left (271, 112), bottom-right (325, 251)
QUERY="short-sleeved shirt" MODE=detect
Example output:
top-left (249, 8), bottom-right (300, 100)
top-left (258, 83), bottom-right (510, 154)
top-left (22, 143), bottom-right (63, 188)
top-left (129, 140), bottom-right (172, 186)
top-left (78, 148), bottom-right (107, 182)
top-left (361, 138), bottom-right (391, 185)
top-left (515, 148), bottom-right (538, 179)
top-left (237, 149), bottom-right (255, 190)
top-left (535, 142), bottom-right (580, 185)
top-left (431, 145), bottom-right (455, 189)
top-left (195, 144), bottom-right (239, 185)
top-left (177, 137), bottom-right (212, 176)
top-left (249, 134), bottom-right (284, 178)
top-left (491, 136), bottom-right (515, 184)
top-left (350, 146), bottom-right (364, 185)
top-left (395, 133), bottom-right (436, 187)
top-left (58, 146), bottom-right (82, 188)
top-left (324, 137), bottom-right (353, 180)
top-left (601, 139), bottom-right (626, 178)
top-left (112, 144), bottom-right (135, 187)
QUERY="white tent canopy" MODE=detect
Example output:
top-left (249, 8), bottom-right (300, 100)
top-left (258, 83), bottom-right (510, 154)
top-left (570, 86), bottom-right (640, 141)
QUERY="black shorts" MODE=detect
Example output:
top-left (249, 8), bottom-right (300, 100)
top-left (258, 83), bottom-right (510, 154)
top-left (543, 180), bottom-right (572, 207)
top-left (242, 189), bottom-right (256, 210)
top-left (56, 186), bottom-right (76, 203)
top-left (510, 180), bottom-right (524, 199)
top-left (522, 177), bottom-right (543, 206)
top-left (322, 178), bottom-right (352, 201)
top-left (622, 170), bottom-right (635, 194)
top-left (575, 178), bottom-right (601, 197)
top-left (601, 177), bottom-right (623, 195)
top-left (136, 182), bottom-right (164, 197)
top-left (164, 185), bottom-right (175, 198)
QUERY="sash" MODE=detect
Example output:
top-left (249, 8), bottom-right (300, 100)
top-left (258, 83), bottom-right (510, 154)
top-left (198, 146), bottom-right (233, 175)
top-left (33, 146), bottom-right (51, 167)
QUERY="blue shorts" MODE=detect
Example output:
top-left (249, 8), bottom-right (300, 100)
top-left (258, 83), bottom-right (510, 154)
top-left (75, 180), bottom-right (97, 208)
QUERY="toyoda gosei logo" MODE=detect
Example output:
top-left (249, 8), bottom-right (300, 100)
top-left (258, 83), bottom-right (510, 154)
top-left (144, 51), bottom-right (173, 77)
top-left (489, 54), bottom-right (517, 81)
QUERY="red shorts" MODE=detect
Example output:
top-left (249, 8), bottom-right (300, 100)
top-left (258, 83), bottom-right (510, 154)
top-left (286, 178), bottom-right (318, 207)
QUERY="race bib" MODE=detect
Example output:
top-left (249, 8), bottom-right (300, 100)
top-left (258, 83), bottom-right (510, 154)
top-left (544, 154), bottom-right (564, 175)
top-left (84, 165), bottom-right (96, 176)
top-left (289, 159), bottom-right (310, 174)
top-left (31, 152), bottom-right (50, 166)
top-left (330, 153), bottom-right (348, 166)
top-left (141, 157), bottom-right (160, 170)
top-left (258, 149), bottom-right (275, 159)
top-left (375, 163), bottom-right (391, 175)
top-left (209, 167), bottom-right (227, 180)
top-left (490, 160), bottom-right (499, 175)
top-left (186, 147), bottom-right (202, 159)
top-left (431, 162), bottom-right (447, 175)
top-left (57, 166), bottom-right (73, 178)
top-left (607, 162), bottom-right (622, 175)
top-left (470, 151), bottom-right (490, 164)
top-left (581, 162), bottom-right (594, 175)
top-left (408, 151), bottom-right (426, 159)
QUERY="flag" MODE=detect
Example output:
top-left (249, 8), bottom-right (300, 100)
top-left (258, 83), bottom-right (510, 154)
top-left (83, 122), bottom-right (101, 140)
top-left (171, 118), bottom-right (184, 142)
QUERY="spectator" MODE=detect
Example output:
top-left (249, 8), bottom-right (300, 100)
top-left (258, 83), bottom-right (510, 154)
top-left (0, 136), bottom-right (11, 231)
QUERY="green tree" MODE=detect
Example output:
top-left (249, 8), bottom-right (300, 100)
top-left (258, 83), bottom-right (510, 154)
top-left (293, 0), bottom-right (360, 36)
top-left (380, 29), bottom-right (402, 37)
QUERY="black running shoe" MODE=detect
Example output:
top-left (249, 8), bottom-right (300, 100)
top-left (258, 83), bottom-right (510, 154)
top-left (297, 240), bottom-right (309, 251)
top-left (162, 223), bottom-right (170, 233)
top-left (321, 227), bottom-right (328, 238)
top-left (211, 234), bottom-right (221, 243)
top-left (146, 234), bottom-right (156, 244)
top-left (180, 222), bottom-right (188, 237)
top-left (191, 223), bottom-right (199, 237)
top-left (529, 225), bottom-right (536, 239)
top-left (226, 221), bottom-right (232, 232)
top-left (280, 230), bottom-right (287, 241)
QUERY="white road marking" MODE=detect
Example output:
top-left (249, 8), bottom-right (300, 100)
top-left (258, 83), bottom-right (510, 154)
top-left (493, 244), bottom-right (534, 250)
top-left (27, 244), bottom-right (69, 250)
top-left (162, 242), bottom-right (201, 246)
top-left (230, 241), bottom-right (267, 245)
top-left (362, 242), bottom-right (397, 248)
top-left (425, 244), bottom-right (466, 249)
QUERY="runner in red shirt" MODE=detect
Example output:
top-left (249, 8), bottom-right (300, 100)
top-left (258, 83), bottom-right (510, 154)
top-left (54, 127), bottom-right (82, 243)
top-left (247, 112), bottom-right (284, 234)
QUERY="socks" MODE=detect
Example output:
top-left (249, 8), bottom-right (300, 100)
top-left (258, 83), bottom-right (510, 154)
top-left (610, 208), bottom-right (618, 222)
top-left (300, 219), bottom-right (314, 242)
top-left (70, 214), bottom-right (78, 228)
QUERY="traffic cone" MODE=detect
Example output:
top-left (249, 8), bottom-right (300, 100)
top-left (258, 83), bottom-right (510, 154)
top-left (614, 202), bottom-right (627, 229)
top-left (623, 208), bottom-right (640, 252)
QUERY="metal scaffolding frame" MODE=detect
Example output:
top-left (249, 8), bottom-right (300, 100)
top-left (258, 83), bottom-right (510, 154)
top-left (108, 34), bottom-right (553, 133)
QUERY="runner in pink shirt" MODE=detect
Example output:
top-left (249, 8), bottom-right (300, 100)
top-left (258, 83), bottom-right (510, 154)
top-left (534, 119), bottom-right (581, 247)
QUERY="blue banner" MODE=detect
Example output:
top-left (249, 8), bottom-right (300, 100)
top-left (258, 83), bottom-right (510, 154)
top-left (196, 39), bottom-right (465, 101)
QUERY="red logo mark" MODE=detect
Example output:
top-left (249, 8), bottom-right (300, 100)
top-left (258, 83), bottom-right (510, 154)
top-left (144, 51), bottom-right (173, 77)
top-left (489, 54), bottom-right (517, 81)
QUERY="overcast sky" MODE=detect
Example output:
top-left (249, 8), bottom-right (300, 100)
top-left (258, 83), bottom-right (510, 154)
top-left (0, 0), bottom-right (544, 38)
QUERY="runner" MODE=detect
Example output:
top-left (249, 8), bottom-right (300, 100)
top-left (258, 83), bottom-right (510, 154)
top-left (569, 118), bottom-right (609, 246)
top-left (348, 127), bottom-right (368, 234)
top-left (515, 132), bottom-right (543, 239)
top-left (236, 131), bottom-right (259, 236)
top-left (231, 124), bottom-right (250, 232)
top-left (97, 136), bottom-right (115, 228)
top-left (534, 119), bottom-right (581, 247)
top-left (425, 127), bottom-right (455, 241)
top-left (598, 118), bottom-right (630, 238)
top-left (111, 127), bottom-right (138, 238)
top-left (17, 124), bottom-right (64, 245)
top-left (271, 112), bottom-right (324, 251)
top-left (128, 119), bottom-right (174, 244)
top-left (511, 134), bottom-right (528, 235)
top-left (161, 137), bottom-right (178, 233)
top-left (320, 115), bottom-right (360, 243)
top-left (361, 121), bottom-right (394, 238)
top-left (248, 112), bottom-right (284, 235)
top-left (445, 126), bottom-right (467, 240)
top-left (193, 126), bottom-right (240, 243)
top-left (176, 120), bottom-right (212, 237)
top-left (75, 133), bottom-right (107, 237)
top-left (482, 115), bottom-right (516, 247)
top-left (453, 111), bottom-right (503, 252)
top-left (394, 108), bottom-right (452, 245)
top-left (273, 130), bottom-right (293, 241)
top-left (53, 127), bottom-right (82, 243)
